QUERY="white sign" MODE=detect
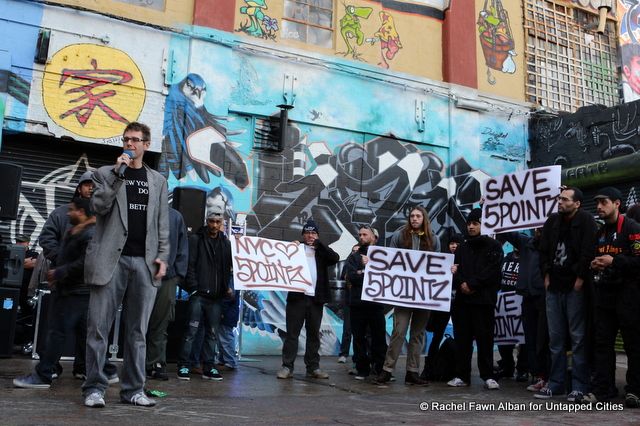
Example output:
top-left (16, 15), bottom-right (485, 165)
top-left (361, 246), bottom-right (454, 312)
top-left (231, 236), bottom-right (314, 295)
top-left (494, 291), bottom-right (525, 345)
top-left (482, 166), bottom-right (561, 234)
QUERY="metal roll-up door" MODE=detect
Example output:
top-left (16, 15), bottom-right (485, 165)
top-left (0, 134), bottom-right (120, 245)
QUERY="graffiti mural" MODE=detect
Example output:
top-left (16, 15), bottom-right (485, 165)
top-left (338, 5), bottom-right (373, 60)
top-left (620, 1), bottom-right (640, 102)
top-left (42, 44), bottom-right (145, 139)
top-left (237, 0), bottom-right (278, 40)
top-left (477, 0), bottom-right (516, 85)
top-left (366, 11), bottom-right (403, 69)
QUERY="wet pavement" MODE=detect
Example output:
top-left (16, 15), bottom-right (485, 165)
top-left (0, 353), bottom-right (636, 425)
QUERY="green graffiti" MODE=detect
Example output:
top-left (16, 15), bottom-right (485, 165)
top-left (237, 0), bottom-right (278, 41)
top-left (338, 5), bottom-right (373, 60)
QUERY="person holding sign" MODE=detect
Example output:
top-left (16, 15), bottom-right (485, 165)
top-left (277, 220), bottom-right (340, 380)
top-left (447, 208), bottom-right (503, 390)
top-left (374, 206), bottom-right (440, 386)
top-left (536, 187), bottom-right (597, 402)
top-left (585, 187), bottom-right (640, 408)
top-left (344, 225), bottom-right (388, 380)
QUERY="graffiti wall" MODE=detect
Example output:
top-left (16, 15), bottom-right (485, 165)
top-left (619, 0), bottom-right (640, 102)
top-left (0, 0), bottom-right (529, 354)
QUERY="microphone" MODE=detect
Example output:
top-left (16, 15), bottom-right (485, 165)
top-left (118, 150), bottom-right (135, 178)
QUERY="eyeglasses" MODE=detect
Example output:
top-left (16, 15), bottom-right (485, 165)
top-left (121, 136), bottom-right (148, 143)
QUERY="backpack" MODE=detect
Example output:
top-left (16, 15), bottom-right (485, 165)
top-left (430, 334), bottom-right (457, 382)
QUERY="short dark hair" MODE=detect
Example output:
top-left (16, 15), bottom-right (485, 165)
top-left (563, 186), bottom-right (583, 204)
top-left (621, 43), bottom-right (640, 64)
top-left (71, 197), bottom-right (93, 217)
top-left (123, 122), bottom-right (151, 141)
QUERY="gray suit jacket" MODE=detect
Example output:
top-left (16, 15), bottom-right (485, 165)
top-left (84, 164), bottom-right (170, 287)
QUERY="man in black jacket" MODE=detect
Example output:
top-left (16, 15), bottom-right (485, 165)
top-left (536, 186), bottom-right (597, 402)
top-left (584, 187), bottom-right (640, 407)
top-left (277, 219), bottom-right (340, 379)
top-left (344, 225), bottom-right (387, 380)
top-left (13, 197), bottom-right (96, 388)
top-left (177, 206), bottom-right (232, 381)
top-left (447, 208), bottom-right (504, 390)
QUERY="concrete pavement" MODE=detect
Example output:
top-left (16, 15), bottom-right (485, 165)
top-left (0, 353), bottom-right (636, 425)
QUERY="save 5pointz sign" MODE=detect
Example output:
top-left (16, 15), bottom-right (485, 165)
top-left (482, 166), bottom-right (561, 235)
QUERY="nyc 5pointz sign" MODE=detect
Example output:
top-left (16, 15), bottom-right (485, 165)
top-left (361, 246), bottom-right (454, 312)
top-left (482, 166), bottom-right (561, 234)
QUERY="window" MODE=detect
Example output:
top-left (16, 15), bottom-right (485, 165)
top-left (281, 0), bottom-right (334, 48)
top-left (524, 0), bottom-right (620, 112)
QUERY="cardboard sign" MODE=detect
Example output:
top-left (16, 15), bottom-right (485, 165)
top-left (482, 166), bottom-right (561, 234)
top-left (361, 246), bottom-right (454, 312)
top-left (494, 291), bottom-right (525, 345)
top-left (231, 236), bottom-right (314, 295)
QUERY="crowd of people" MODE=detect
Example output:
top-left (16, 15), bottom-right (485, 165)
top-left (8, 122), bottom-right (640, 410)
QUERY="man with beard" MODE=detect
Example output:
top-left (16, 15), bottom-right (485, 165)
top-left (344, 225), bottom-right (387, 380)
top-left (13, 198), bottom-right (96, 389)
top-left (447, 208), bottom-right (503, 390)
top-left (535, 187), bottom-right (597, 402)
top-left (582, 187), bottom-right (640, 408)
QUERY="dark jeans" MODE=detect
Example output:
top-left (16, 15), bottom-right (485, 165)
top-left (423, 310), bottom-right (450, 376)
top-left (350, 302), bottom-right (387, 376)
top-left (522, 294), bottom-right (549, 379)
top-left (339, 304), bottom-right (352, 358)
top-left (282, 296), bottom-right (323, 372)
top-left (452, 301), bottom-right (495, 382)
top-left (592, 284), bottom-right (640, 399)
top-left (36, 294), bottom-right (89, 383)
top-left (178, 295), bottom-right (222, 369)
top-left (146, 277), bottom-right (178, 369)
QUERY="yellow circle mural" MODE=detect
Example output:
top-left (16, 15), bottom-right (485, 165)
top-left (43, 44), bottom-right (145, 139)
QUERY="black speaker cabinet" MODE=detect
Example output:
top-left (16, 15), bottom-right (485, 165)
top-left (172, 187), bottom-right (206, 233)
top-left (0, 162), bottom-right (23, 220)
top-left (0, 244), bottom-right (25, 288)
top-left (0, 287), bottom-right (20, 357)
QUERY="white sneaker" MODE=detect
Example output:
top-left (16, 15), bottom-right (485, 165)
top-left (277, 367), bottom-right (293, 379)
top-left (122, 392), bottom-right (156, 407)
top-left (337, 356), bottom-right (347, 364)
top-left (84, 392), bottom-right (105, 408)
top-left (484, 379), bottom-right (500, 390)
top-left (447, 377), bottom-right (468, 387)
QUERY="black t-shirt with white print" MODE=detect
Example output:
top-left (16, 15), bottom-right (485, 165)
top-left (121, 167), bottom-right (148, 257)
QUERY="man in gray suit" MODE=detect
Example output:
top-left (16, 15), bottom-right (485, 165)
top-left (82, 122), bottom-right (169, 408)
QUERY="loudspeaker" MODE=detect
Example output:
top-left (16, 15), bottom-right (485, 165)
top-left (0, 287), bottom-right (20, 357)
top-left (0, 162), bottom-right (22, 220)
top-left (0, 244), bottom-right (25, 288)
top-left (172, 187), bottom-right (206, 233)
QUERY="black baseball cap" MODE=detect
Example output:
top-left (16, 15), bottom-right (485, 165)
top-left (593, 187), bottom-right (623, 203)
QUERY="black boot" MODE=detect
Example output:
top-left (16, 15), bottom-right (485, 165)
top-left (405, 371), bottom-right (429, 386)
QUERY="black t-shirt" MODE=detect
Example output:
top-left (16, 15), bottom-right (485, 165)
top-left (501, 251), bottom-right (520, 292)
top-left (122, 167), bottom-right (148, 257)
top-left (549, 217), bottom-right (576, 292)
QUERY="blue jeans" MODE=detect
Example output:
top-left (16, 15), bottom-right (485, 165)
top-left (216, 324), bottom-right (238, 368)
top-left (546, 289), bottom-right (588, 393)
top-left (178, 295), bottom-right (222, 369)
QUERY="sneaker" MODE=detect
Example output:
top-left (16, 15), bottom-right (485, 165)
top-left (337, 356), bottom-right (347, 364)
top-left (534, 387), bottom-right (553, 399)
top-left (577, 392), bottom-right (598, 403)
top-left (625, 393), bottom-right (640, 408)
top-left (567, 390), bottom-right (583, 402)
top-left (203, 367), bottom-right (223, 381)
top-left (148, 364), bottom-right (169, 381)
top-left (515, 371), bottom-right (529, 383)
top-left (107, 373), bottom-right (119, 384)
top-left (447, 377), bottom-right (468, 387)
top-left (354, 373), bottom-right (368, 381)
top-left (122, 391), bottom-right (156, 407)
top-left (484, 379), bottom-right (500, 390)
top-left (84, 392), bottom-right (105, 408)
top-left (177, 367), bottom-right (190, 381)
top-left (13, 373), bottom-right (50, 389)
top-left (373, 370), bottom-right (392, 384)
top-left (306, 369), bottom-right (329, 379)
top-left (527, 377), bottom-right (546, 392)
top-left (277, 367), bottom-right (293, 379)
top-left (73, 372), bottom-right (87, 380)
top-left (405, 371), bottom-right (429, 386)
